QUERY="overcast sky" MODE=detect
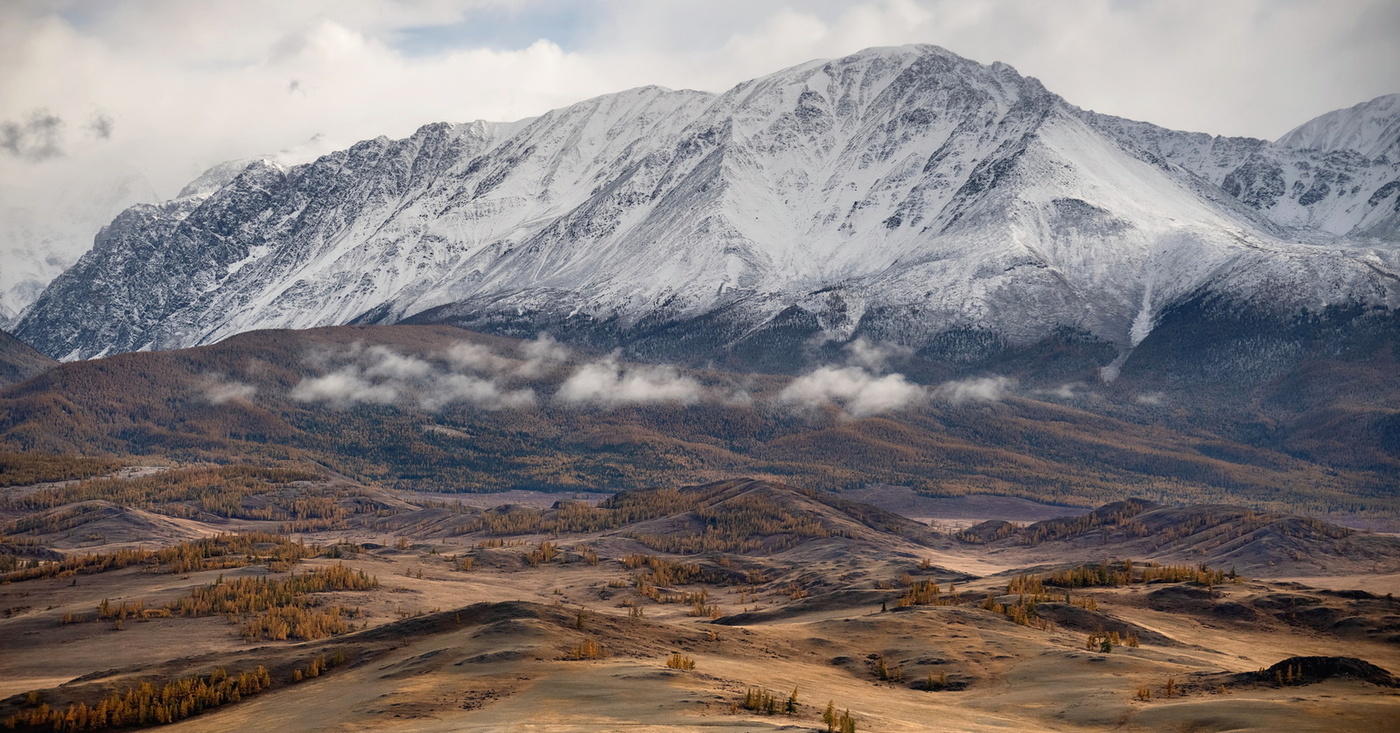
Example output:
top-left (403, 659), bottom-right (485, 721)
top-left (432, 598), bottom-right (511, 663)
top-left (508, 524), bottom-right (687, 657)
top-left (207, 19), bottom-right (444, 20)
top-left (1, 0), bottom-right (1398, 204)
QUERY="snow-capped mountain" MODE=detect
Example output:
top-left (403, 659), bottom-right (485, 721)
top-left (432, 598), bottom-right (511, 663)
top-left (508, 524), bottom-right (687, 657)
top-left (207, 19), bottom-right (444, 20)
top-left (0, 135), bottom-right (345, 332)
top-left (15, 45), bottom-right (1400, 370)
top-left (1277, 93), bottom-right (1400, 162)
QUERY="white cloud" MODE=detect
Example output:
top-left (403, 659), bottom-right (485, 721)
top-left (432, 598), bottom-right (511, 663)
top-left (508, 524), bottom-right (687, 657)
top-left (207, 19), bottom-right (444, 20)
top-left (933, 375), bottom-right (1013, 405)
top-left (362, 346), bottom-right (434, 379)
top-left (778, 365), bottom-right (927, 417)
top-left (555, 356), bottom-right (706, 407)
top-left (290, 341), bottom-right (534, 410)
top-left (843, 337), bottom-right (910, 373)
top-left (419, 373), bottom-right (536, 411)
top-left (1034, 383), bottom-right (1081, 400)
top-left (201, 377), bottom-right (257, 404)
top-left (514, 333), bottom-right (571, 377)
top-left (291, 369), bottom-right (400, 407)
top-left (445, 341), bottom-right (514, 374)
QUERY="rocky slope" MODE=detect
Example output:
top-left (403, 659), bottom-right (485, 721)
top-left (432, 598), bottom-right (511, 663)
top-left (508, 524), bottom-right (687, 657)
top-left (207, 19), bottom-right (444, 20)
top-left (15, 45), bottom-right (1400, 371)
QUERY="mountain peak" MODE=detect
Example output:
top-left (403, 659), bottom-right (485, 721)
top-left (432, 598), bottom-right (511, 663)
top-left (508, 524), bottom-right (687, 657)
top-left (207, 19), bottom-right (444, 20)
top-left (14, 47), bottom-right (1400, 368)
top-left (1276, 92), bottom-right (1400, 160)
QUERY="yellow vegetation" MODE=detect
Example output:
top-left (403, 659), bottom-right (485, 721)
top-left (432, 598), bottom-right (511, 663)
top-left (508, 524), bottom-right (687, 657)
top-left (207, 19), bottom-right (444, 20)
top-left (168, 563), bottom-right (377, 641)
top-left (10, 465), bottom-right (333, 525)
top-left (568, 639), bottom-right (604, 660)
top-left (1043, 561), bottom-right (1230, 588)
top-left (4, 532), bottom-right (308, 584)
top-left (2, 666), bottom-right (272, 731)
top-left (665, 652), bottom-right (695, 670)
top-left (0, 453), bottom-right (125, 488)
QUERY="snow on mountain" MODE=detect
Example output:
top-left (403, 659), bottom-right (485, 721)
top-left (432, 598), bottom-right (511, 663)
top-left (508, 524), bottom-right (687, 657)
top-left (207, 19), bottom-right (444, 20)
top-left (1086, 108), bottom-right (1400, 239)
top-left (15, 45), bottom-right (1400, 368)
top-left (0, 133), bottom-right (351, 332)
top-left (1277, 93), bottom-right (1400, 161)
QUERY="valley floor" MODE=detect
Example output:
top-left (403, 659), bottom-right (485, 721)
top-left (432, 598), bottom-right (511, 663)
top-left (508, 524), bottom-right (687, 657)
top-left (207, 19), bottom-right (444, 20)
top-left (3, 483), bottom-right (1398, 732)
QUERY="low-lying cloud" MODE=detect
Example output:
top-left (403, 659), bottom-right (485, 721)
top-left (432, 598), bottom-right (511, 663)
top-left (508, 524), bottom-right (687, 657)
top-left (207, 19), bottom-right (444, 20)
top-left (291, 342), bottom-right (535, 410)
top-left (780, 343), bottom-right (1016, 416)
top-left (843, 337), bottom-right (911, 373)
top-left (556, 357), bottom-right (707, 408)
top-left (778, 366), bottom-right (928, 417)
top-left (445, 341), bottom-right (515, 375)
top-left (201, 375), bottom-right (258, 405)
top-left (513, 334), bottom-right (572, 378)
top-left (292, 369), bottom-right (401, 407)
top-left (282, 335), bottom-right (1014, 417)
top-left (933, 376), bottom-right (1014, 405)
top-left (420, 373), bottom-right (536, 411)
top-left (287, 336), bottom-right (746, 411)
top-left (361, 345), bottom-right (434, 380)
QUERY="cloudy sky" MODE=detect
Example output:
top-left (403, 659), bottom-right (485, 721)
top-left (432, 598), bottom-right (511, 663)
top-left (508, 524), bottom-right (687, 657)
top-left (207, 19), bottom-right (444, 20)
top-left (1, 0), bottom-right (1397, 226)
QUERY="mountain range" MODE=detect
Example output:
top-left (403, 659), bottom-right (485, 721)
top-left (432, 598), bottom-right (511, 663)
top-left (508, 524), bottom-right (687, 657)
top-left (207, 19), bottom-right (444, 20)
top-left (12, 45), bottom-right (1398, 379)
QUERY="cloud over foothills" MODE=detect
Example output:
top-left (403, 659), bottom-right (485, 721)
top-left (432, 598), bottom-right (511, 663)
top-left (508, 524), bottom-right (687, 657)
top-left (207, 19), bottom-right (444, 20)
top-left (778, 366), bottom-right (929, 418)
top-left (513, 334), bottom-right (572, 378)
top-left (842, 337), bottom-right (912, 373)
top-left (444, 341), bottom-right (515, 375)
top-left (289, 337), bottom-right (716, 410)
top-left (776, 338), bottom-right (1015, 417)
top-left (420, 372), bottom-right (537, 411)
top-left (291, 342), bottom-right (537, 410)
top-left (932, 375), bottom-right (1014, 405)
top-left (1028, 383), bottom-right (1085, 401)
top-left (777, 367), bottom-right (1015, 418)
top-left (555, 357), bottom-right (707, 408)
top-left (282, 334), bottom-right (1014, 416)
top-left (291, 368), bottom-right (403, 407)
top-left (200, 375), bottom-right (258, 405)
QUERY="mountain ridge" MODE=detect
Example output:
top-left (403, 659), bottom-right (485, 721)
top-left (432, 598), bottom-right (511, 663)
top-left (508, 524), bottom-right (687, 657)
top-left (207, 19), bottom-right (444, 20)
top-left (14, 44), bottom-right (1400, 372)
top-left (1277, 93), bottom-right (1400, 161)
